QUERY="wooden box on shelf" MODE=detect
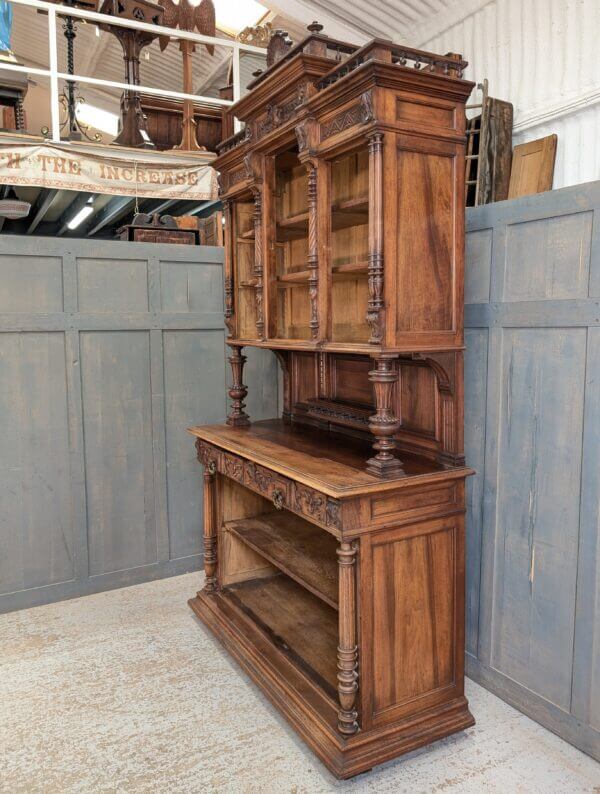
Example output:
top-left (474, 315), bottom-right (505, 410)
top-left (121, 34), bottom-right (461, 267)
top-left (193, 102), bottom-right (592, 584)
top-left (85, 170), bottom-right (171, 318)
top-left (188, 25), bottom-right (475, 779)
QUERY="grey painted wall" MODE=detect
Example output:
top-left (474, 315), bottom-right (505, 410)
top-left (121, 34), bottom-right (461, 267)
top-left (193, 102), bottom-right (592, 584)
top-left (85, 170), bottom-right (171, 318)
top-left (0, 237), bottom-right (277, 613)
top-left (464, 180), bottom-right (600, 761)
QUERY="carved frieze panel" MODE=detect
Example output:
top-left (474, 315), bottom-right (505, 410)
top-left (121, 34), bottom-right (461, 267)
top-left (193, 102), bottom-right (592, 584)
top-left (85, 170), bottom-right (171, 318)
top-left (320, 91), bottom-right (374, 141)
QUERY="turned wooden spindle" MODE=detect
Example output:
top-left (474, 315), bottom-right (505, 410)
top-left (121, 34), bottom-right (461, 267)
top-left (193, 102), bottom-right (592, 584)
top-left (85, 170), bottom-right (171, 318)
top-left (337, 541), bottom-right (359, 735)
top-left (306, 161), bottom-right (319, 339)
top-left (252, 188), bottom-right (265, 339)
top-left (226, 345), bottom-right (250, 427)
top-left (366, 132), bottom-right (385, 344)
top-left (195, 439), bottom-right (218, 593)
top-left (367, 356), bottom-right (404, 477)
top-left (202, 465), bottom-right (218, 592)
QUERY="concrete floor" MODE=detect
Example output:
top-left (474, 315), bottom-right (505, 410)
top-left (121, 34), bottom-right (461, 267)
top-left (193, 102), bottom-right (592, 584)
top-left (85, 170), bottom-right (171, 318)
top-left (1, 574), bottom-right (599, 794)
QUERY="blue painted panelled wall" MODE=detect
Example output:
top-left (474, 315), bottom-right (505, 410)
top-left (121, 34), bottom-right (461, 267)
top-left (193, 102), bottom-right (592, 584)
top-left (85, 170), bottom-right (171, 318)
top-left (0, 239), bottom-right (277, 612)
top-left (464, 181), bottom-right (600, 761)
top-left (0, 181), bottom-right (598, 760)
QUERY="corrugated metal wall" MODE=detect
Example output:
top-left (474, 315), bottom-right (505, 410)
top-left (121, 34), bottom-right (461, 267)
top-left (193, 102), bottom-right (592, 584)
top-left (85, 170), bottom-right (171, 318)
top-left (420, 0), bottom-right (600, 188)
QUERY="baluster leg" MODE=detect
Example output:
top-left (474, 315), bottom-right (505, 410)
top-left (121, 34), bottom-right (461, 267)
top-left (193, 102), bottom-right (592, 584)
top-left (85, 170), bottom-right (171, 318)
top-left (226, 345), bottom-right (250, 427)
top-left (337, 541), bottom-right (359, 735)
top-left (367, 355), bottom-right (404, 477)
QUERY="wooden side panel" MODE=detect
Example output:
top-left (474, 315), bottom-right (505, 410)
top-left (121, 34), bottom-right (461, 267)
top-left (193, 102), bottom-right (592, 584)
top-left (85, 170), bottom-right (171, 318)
top-left (466, 183), bottom-right (600, 760)
top-left (490, 328), bottom-right (585, 711)
top-left (465, 228), bottom-right (492, 304)
top-left (0, 254), bottom-right (63, 312)
top-left (504, 211), bottom-right (592, 301)
top-left (81, 331), bottom-right (157, 576)
top-left (160, 259), bottom-right (223, 313)
top-left (363, 517), bottom-right (461, 728)
top-left (396, 148), bottom-right (455, 333)
top-left (399, 363), bottom-right (436, 435)
top-left (0, 332), bottom-right (73, 593)
top-left (77, 258), bottom-right (149, 312)
top-left (464, 328), bottom-right (488, 657)
top-left (163, 330), bottom-right (225, 559)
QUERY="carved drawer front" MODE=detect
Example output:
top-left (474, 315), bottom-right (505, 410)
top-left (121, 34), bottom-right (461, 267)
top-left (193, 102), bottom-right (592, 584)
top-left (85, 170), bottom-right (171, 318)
top-left (221, 451), bottom-right (245, 483)
top-left (195, 439), bottom-right (219, 472)
top-left (244, 461), bottom-right (291, 509)
top-left (292, 483), bottom-right (342, 530)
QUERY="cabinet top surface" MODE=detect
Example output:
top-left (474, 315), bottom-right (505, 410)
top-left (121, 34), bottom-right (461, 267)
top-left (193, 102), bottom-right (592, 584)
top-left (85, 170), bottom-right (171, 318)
top-left (189, 419), bottom-right (472, 498)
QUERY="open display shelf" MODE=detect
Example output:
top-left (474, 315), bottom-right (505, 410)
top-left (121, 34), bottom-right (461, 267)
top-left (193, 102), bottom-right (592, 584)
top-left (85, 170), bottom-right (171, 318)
top-left (225, 575), bottom-right (339, 696)
top-left (226, 511), bottom-right (339, 608)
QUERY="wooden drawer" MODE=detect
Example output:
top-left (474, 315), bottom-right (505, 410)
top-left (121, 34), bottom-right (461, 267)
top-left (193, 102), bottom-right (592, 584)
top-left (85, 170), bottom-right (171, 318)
top-left (366, 481), bottom-right (461, 528)
top-left (244, 461), bottom-right (291, 508)
top-left (221, 450), bottom-right (245, 483)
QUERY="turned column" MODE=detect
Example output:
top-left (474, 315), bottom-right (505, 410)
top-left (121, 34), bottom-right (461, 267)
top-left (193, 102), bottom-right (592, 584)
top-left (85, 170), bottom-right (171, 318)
top-left (226, 345), bottom-right (250, 427)
top-left (337, 541), bottom-right (359, 735)
top-left (306, 161), bottom-right (319, 340)
top-left (367, 355), bottom-right (404, 477)
top-left (366, 132), bottom-right (385, 344)
top-left (195, 440), bottom-right (218, 593)
top-left (222, 200), bottom-right (235, 339)
top-left (202, 463), bottom-right (218, 592)
top-left (251, 188), bottom-right (265, 339)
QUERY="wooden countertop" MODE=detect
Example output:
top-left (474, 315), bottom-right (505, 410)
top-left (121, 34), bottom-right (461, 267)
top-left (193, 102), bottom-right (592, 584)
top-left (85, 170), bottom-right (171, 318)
top-left (188, 419), bottom-right (473, 499)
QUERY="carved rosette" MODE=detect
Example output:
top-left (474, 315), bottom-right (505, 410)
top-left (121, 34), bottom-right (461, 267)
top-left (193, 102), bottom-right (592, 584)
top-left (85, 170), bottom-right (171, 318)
top-left (337, 541), bottom-right (359, 735)
top-left (306, 162), bottom-right (319, 339)
top-left (366, 132), bottom-right (385, 344)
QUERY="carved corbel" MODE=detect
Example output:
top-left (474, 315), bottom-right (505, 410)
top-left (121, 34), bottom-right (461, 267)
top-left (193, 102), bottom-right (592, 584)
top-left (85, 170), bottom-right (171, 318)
top-left (360, 90), bottom-right (375, 124)
top-left (295, 117), bottom-right (318, 156)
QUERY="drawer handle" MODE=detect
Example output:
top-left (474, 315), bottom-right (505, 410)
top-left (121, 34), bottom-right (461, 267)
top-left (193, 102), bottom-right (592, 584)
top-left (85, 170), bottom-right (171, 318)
top-left (207, 460), bottom-right (217, 475)
top-left (272, 488), bottom-right (285, 510)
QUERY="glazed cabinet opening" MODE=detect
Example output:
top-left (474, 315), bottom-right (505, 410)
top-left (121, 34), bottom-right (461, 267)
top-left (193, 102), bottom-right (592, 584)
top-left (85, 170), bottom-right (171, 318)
top-left (330, 147), bottom-right (370, 343)
top-left (273, 147), bottom-right (311, 340)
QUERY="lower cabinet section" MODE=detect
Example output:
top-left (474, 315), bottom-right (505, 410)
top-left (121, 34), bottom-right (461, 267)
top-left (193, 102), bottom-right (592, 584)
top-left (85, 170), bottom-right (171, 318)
top-left (189, 437), bottom-right (473, 778)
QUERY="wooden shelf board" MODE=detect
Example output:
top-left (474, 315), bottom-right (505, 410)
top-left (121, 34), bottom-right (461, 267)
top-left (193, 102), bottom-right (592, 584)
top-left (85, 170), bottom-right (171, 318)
top-left (225, 575), bottom-right (338, 695)
top-left (277, 211), bottom-right (309, 241)
top-left (277, 210), bottom-right (309, 228)
top-left (332, 262), bottom-right (368, 278)
top-left (238, 281), bottom-right (257, 288)
top-left (226, 513), bottom-right (338, 609)
top-left (240, 228), bottom-right (255, 239)
top-left (332, 196), bottom-right (368, 213)
top-left (277, 269), bottom-right (311, 283)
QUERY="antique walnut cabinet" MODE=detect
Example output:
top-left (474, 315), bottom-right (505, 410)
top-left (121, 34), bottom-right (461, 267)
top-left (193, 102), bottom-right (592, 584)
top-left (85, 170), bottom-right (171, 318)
top-left (188, 26), bottom-right (475, 779)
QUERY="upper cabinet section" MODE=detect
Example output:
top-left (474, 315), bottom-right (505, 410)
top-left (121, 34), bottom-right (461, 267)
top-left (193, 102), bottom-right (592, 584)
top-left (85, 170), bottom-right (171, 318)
top-left (215, 30), bottom-right (474, 355)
